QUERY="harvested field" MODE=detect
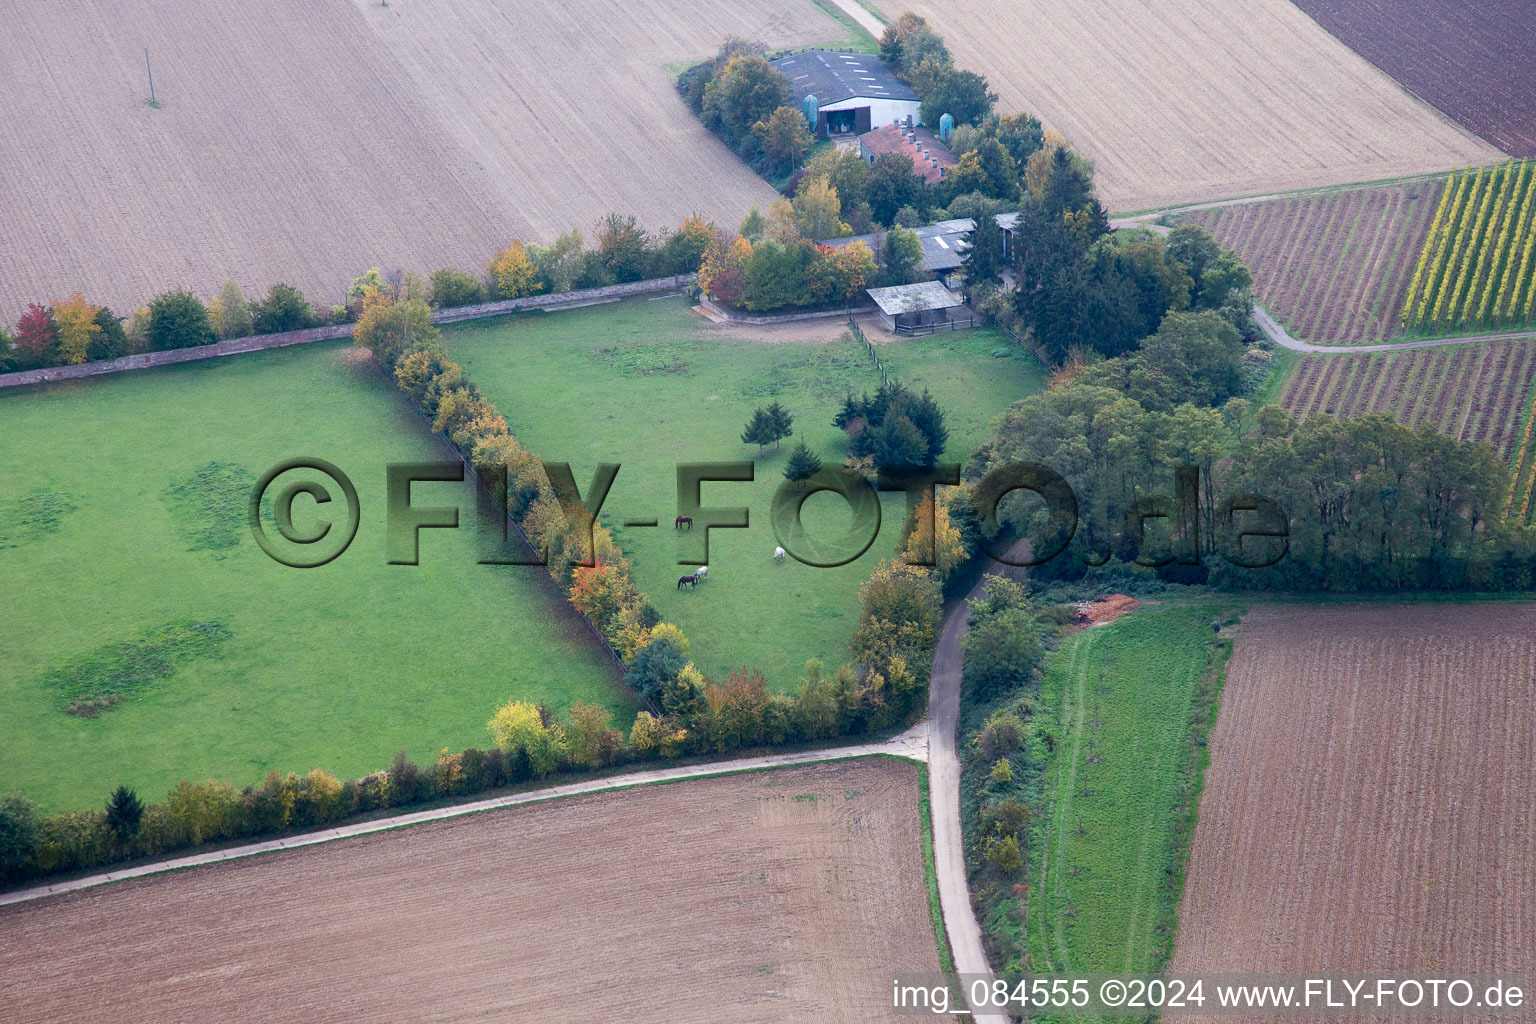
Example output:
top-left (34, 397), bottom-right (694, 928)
top-left (1183, 180), bottom-right (1444, 344)
top-left (1170, 604), bottom-right (1536, 1022)
top-left (1294, 0), bottom-right (1536, 159)
top-left (1277, 341), bottom-right (1536, 520)
top-left (0, 759), bottom-right (946, 1023)
top-left (0, 0), bottom-right (841, 320)
top-left (894, 0), bottom-right (1502, 212)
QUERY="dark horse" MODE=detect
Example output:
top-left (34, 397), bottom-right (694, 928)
top-left (675, 515), bottom-right (693, 529)
top-left (677, 574), bottom-right (697, 589)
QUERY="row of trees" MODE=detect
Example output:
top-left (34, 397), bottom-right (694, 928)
top-left (697, 225), bottom-right (876, 312)
top-left (970, 300), bottom-right (1535, 590)
top-left (0, 213), bottom-right (718, 374)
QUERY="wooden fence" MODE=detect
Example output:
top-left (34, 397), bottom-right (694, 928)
top-left (847, 311), bottom-right (890, 386)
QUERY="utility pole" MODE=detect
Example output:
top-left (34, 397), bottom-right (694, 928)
top-left (145, 48), bottom-right (157, 107)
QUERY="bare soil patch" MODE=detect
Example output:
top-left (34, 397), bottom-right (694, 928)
top-left (0, 0), bottom-right (839, 320)
top-left (0, 759), bottom-right (942, 1023)
top-left (896, 0), bottom-right (1501, 212)
top-left (1185, 181), bottom-right (1443, 344)
top-left (1294, 0), bottom-right (1536, 158)
top-left (1170, 604), bottom-right (1536, 1022)
top-left (1071, 594), bottom-right (1141, 629)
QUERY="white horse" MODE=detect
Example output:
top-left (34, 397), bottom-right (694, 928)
top-left (694, 565), bottom-right (708, 581)
top-left (773, 547), bottom-right (786, 561)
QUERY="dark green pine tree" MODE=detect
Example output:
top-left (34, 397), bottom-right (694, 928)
top-left (105, 785), bottom-right (144, 843)
top-left (765, 401), bottom-right (794, 448)
top-left (784, 440), bottom-right (822, 481)
top-left (741, 407), bottom-right (777, 453)
top-left (962, 213), bottom-right (1007, 292)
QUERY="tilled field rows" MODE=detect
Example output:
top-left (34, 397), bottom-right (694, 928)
top-left (1171, 604), bottom-right (1536, 1024)
top-left (0, 0), bottom-right (839, 320)
top-left (1185, 180), bottom-right (1441, 344)
top-left (898, 0), bottom-right (1501, 212)
top-left (0, 759), bottom-right (945, 1023)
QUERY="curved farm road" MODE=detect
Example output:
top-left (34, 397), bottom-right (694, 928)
top-left (927, 544), bottom-right (1033, 1024)
top-left (1112, 216), bottom-right (1536, 354)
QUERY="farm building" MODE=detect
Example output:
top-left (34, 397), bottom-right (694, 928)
top-left (771, 50), bottom-right (919, 138)
top-left (866, 281), bottom-right (975, 335)
top-left (859, 120), bottom-right (957, 184)
top-left (827, 213), bottom-right (1019, 289)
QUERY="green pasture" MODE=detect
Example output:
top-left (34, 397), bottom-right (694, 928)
top-left (441, 295), bottom-right (1044, 689)
top-left (1024, 604), bottom-right (1238, 980)
top-left (0, 343), bottom-right (633, 812)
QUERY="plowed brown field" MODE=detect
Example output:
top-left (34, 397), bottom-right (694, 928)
top-left (1184, 180), bottom-right (1443, 344)
top-left (1171, 605), bottom-right (1536, 1023)
top-left (895, 0), bottom-right (1502, 212)
top-left (0, 0), bottom-right (837, 321)
top-left (0, 759), bottom-right (943, 1023)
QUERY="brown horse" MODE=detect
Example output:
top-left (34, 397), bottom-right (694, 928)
top-left (677, 574), bottom-right (697, 589)
top-left (675, 515), bottom-right (693, 529)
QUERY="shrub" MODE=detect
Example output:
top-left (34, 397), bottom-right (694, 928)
top-left (0, 794), bottom-right (40, 878)
top-left (429, 267), bottom-right (486, 308)
top-left (250, 283), bottom-right (318, 334)
top-left (146, 290), bottom-right (216, 350)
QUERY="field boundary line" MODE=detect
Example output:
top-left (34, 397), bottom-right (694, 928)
top-left (0, 276), bottom-right (693, 391)
top-left (0, 728), bottom-right (928, 909)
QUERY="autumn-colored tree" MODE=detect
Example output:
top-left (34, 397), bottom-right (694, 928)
top-left (791, 174), bottom-right (849, 241)
top-left (13, 303), bottom-right (58, 368)
top-left (488, 240), bottom-right (539, 299)
top-left (901, 492), bottom-right (968, 586)
top-left (697, 230), bottom-right (753, 304)
top-left (164, 780), bottom-right (242, 846)
top-left (807, 240), bottom-right (876, 303)
top-left (353, 291), bottom-right (439, 368)
top-left (629, 711), bottom-right (664, 754)
top-left (487, 699), bottom-right (566, 777)
top-left (659, 213), bottom-right (717, 275)
top-left (766, 196), bottom-right (800, 243)
top-left (51, 293), bottom-right (102, 365)
top-left (348, 267), bottom-right (391, 307)
top-left (984, 833), bottom-right (1022, 874)
top-left (208, 281), bottom-right (253, 339)
top-left (565, 700), bottom-right (621, 769)
top-left (294, 768), bottom-right (343, 825)
top-left (753, 105), bottom-right (812, 174)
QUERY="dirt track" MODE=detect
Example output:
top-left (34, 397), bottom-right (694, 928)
top-left (1171, 604), bottom-right (1536, 1023)
top-left (0, 760), bottom-right (943, 1023)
